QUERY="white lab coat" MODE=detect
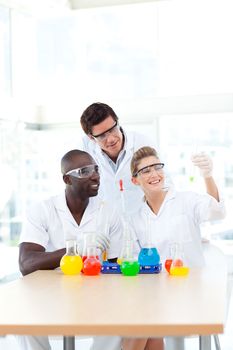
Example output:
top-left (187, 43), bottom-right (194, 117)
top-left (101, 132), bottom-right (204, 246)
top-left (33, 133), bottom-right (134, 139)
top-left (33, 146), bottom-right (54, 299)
top-left (88, 188), bottom-right (225, 350)
top-left (82, 130), bottom-right (158, 215)
top-left (79, 130), bottom-right (159, 350)
top-left (20, 192), bottom-right (122, 259)
top-left (130, 187), bottom-right (226, 267)
top-left (18, 193), bottom-right (123, 350)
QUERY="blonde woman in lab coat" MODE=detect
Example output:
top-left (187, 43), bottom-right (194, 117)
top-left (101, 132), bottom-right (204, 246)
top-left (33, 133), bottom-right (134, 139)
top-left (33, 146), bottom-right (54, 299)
top-left (122, 146), bottom-right (225, 350)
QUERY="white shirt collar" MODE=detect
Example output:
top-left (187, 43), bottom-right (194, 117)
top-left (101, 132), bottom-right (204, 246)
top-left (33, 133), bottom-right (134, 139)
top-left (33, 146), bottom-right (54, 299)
top-left (142, 185), bottom-right (177, 216)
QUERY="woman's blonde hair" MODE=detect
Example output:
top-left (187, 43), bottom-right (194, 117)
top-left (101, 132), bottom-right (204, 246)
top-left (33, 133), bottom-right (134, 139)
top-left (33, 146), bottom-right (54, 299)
top-left (131, 146), bottom-right (159, 177)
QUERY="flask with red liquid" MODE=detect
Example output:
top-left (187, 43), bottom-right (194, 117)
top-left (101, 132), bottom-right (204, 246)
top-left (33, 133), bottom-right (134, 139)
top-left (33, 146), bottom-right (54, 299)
top-left (164, 242), bottom-right (176, 273)
top-left (81, 232), bottom-right (99, 263)
top-left (83, 245), bottom-right (102, 276)
top-left (82, 232), bottom-right (101, 276)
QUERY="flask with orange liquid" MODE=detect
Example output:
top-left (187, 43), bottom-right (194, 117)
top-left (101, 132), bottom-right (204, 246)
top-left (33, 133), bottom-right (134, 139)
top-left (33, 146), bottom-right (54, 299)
top-left (60, 240), bottom-right (83, 275)
top-left (169, 242), bottom-right (189, 276)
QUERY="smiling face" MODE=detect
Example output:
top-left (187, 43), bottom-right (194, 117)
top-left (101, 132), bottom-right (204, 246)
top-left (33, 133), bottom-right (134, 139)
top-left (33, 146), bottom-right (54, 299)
top-left (131, 155), bottom-right (165, 195)
top-left (63, 153), bottom-right (100, 199)
top-left (90, 115), bottom-right (123, 160)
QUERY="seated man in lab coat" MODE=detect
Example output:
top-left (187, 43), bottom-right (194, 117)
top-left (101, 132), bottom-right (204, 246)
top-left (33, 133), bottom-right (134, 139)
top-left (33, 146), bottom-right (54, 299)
top-left (18, 149), bottom-right (123, 350)
top-left (80, 102), bottom-right (167, 215)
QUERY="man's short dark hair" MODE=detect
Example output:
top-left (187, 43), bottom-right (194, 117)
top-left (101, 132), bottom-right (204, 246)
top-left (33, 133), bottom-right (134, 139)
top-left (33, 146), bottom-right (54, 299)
top-left (61, 149), bottom-right (93, 175)
top-left (80, 102), bottom-right (119, 135)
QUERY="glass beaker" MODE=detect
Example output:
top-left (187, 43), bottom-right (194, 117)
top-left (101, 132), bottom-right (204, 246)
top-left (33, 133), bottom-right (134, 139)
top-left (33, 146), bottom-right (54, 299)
top-left (60, 240), bottom-right (83, 275)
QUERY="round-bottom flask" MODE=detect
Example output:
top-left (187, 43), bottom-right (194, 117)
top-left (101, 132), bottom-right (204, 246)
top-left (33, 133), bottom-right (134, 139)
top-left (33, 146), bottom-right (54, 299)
top-left (60, 240), bottom-right (83, 275)
top-left (120, 260), bottom-right (140, 276)
top-left (83, 246), bottom-right (102, 276)
top-left (117, 237), bottom-right (133, 266)
top-left (119, 239), bottom-right (139, 276)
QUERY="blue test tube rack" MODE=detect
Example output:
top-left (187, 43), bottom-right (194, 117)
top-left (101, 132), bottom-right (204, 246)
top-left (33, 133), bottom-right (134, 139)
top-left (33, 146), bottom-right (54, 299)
top-left (101, 261), bottom-right (162, 274)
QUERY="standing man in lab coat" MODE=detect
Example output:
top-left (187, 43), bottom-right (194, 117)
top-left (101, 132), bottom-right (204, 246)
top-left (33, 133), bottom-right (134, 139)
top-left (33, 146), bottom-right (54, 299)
top-left (80, 102), bottom-right (160, 215)
top-left (80, 103), bottom-right (162, 350)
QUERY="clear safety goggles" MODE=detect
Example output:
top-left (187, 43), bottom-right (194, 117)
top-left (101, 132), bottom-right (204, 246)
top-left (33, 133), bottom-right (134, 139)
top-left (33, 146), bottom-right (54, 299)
top-left (65, 164), bottom-right (99, 179)
top-left (91, 121), bottom-right (120, 142)
top-left (134, 163), bottom-right (164, 177)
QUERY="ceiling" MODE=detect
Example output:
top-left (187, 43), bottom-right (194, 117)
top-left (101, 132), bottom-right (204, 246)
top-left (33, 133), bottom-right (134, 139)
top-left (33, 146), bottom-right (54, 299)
top-left (69, 0), bottom-right (161, 10)
top-left (0, 0), bottom-right (162, 13)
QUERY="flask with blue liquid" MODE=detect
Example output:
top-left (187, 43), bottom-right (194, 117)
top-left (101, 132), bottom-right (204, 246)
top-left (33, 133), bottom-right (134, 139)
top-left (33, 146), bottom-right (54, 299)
top-left (138, 211), bottom-right (160, 266)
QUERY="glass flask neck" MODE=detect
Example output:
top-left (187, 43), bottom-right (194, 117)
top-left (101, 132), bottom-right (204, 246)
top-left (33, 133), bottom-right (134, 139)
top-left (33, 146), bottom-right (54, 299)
top-left (122, 219), bottom-right (132, 240)
top-left (172, 242), bottom-right (183, 258)
top-left (65, 240), bottom-right (77, 256)
top-left (87, 245), bottom-right (97, 258)
top-left (121, 239), bottom-right (134, 261)
top-left (84, 232), bottom-right (96, 247)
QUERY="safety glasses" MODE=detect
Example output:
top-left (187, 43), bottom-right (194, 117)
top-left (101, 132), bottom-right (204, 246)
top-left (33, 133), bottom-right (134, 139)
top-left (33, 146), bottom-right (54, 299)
top-left (65, 164), bottom-right (99, 179)
top-left (134, 163), bottom-right (164, 178)
top-left (91, 121), bottom-right (120, 142)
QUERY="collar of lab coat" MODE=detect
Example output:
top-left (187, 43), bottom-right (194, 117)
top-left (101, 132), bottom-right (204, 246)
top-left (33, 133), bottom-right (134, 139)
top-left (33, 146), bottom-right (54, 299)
top-left (52, 192), bottom-right (101, 227)
top-left (143, 185), bottom-right (177, 217)
top-left (117, 128), bottom-right (136, 164)
top-left (85, 129), bottom-right (136, 172)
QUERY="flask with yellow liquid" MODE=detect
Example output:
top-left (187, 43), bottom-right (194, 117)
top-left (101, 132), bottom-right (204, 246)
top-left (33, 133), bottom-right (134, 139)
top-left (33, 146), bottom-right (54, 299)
top-left (60, 240), bottom-right (83, 275)
top-left (169, 242), bottom-right (189, 276)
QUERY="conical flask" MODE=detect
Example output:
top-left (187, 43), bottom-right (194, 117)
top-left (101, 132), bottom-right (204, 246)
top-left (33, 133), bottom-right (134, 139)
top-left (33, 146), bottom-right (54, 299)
top-left (138, 211), bottom-right (160, 266)
top-left (82, 233), bottom-right (101, 276)
top-left (169, 242), bottom-right (189, 276)
top-left (60, 240), bottom-right (83, 275)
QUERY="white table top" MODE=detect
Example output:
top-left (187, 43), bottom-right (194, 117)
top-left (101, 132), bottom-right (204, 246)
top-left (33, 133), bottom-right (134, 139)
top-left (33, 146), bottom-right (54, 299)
top-left (0, 245), bottom-right (228, 337)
